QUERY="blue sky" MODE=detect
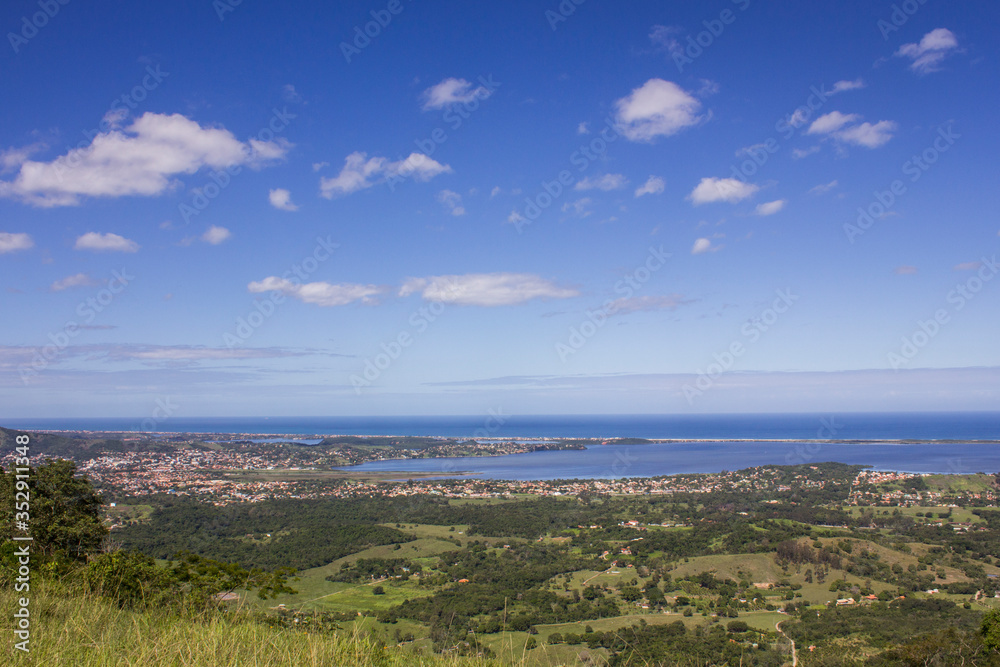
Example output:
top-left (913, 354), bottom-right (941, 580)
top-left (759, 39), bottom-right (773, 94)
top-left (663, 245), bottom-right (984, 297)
top-left (1, 0), bottom-right (998, 419)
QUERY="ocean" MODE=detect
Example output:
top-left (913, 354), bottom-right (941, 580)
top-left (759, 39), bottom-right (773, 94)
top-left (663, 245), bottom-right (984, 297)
top-left (6, 412), bottom-right (999, 440)
top-left (7, 413), bottom-right (998, 479)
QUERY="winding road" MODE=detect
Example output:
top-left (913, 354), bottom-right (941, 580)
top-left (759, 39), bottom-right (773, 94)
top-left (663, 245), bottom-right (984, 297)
top-left (776, 620), bottom-right (797, 666)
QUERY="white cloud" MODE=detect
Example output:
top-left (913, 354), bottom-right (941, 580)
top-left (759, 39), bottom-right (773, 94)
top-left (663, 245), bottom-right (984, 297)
top-left (575, 173), bottom-right (627, 191)
top-left (561, 197), bottom-right (594, 218)
top-left (688, 177), bottom-right (758, 205)
top-left (268, 188), bottom-right (298, 211)
top-left (0, 232), bottom-right (33, 253)
top-left (792, 146), bottom-right (821, 159)
top-left (0, 113), bottom-right (290, 207)
top-left (318, 152), bottom-right (386, 197)
top-left (490, 186), bottom-right (501, 198)
top-left (319, 151), bottom-right (451, 198)
top-left (507, 210), bottom-right (524, 225)
top-left (807, 112), bottom-right (896, 148)
top-left (831, 78), bottom-right (865, 93)
top-left (809, 180), bottom-right (838, 195)
top-left (577, 122), bottom-right (590, 135)
top-left (282, 84), bottom-right (302, 103)
top-left (311, 161), bottom-right (329, 172)
top-left (896, 28), bottom-right (959, 74)
top-left (399, 273), bottom-right (578, 306)
top-left (613, 78), bottom-right (703, 142)
top-left (691, 238), bottom-right (718, 254)
top-left (74, 232), bottom-right (139, 253)
top-left (836, 121), bottom-right (897, 148)
top-left (954, 261), bottom-right (983, 271)
top-left (754, 199), bottom-right (786, 216)
top-left (50, 273), bottom-right (96, 291)
top-left (386, 152), bottom-right (452, 182)
top-left (421, 78), bottom-right (489, 110)
top-left (807, 111), bottom-right (861, 135)
top-left (0, 143), bottom-right (46, 173)
top-left (248, 276), bottom-right (383, 306)
top-left (634, 176), bottom-right (665, 198)
top-left (201, 225), bottom-right (231, 245)
top-left (648, 25), bottom-right (684, 57)
top-left (788, 108), bottom-right (810, 129)
top-left (606, 294), bottom-right (690, 315)
top-left (437, 189), bottom-right (465, 216)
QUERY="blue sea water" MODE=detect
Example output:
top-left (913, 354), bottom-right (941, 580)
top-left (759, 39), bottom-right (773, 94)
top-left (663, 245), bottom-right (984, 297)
top-left (6, 413), bottom-right (999, 479)
top-left (6, 412), bottom-right (999, 440)
top-left (343, 442), bottom-right (1000, 480)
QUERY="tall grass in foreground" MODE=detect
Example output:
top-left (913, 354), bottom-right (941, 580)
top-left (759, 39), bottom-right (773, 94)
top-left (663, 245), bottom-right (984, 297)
top-left (1, 580), bottom-right (507, 667)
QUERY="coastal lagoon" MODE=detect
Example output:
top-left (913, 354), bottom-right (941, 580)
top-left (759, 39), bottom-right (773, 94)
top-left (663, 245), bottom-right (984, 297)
top-left (341, 441), bottom-right (1000, 481)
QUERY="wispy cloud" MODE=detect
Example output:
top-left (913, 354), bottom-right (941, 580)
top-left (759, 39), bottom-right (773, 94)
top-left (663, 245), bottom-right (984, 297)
top-left (831, 78), bottom-right (865, 93)
top-left (807, 111), bottom-right (896, 148)
top-left (606, 294), bottom-right (693, 315)
top-left (201, 225), bottom-right (231, 245)
top-left (399, 273), bottom-right (578, 306)
top-left (50, 273), bottom-right (97, 291)
top-left (807, 111), bottom-right (860, 135)
top-left (808, 180), bottom-right (838, 195)
top-left (754, 199), bottom-right (786, 216)
top-left (319, 151), bottom-right (451, 197)
top-left (575, 173), bottom-right (627, 191)
top-left (421, 78), bottom-right (489, 110)
top-left (896, 28), bottom-right (959, 74)
top-left (954, 261), bottom-right (983, 271)
top-left (437, 189), bottom-right (465, 216)
top-left (248, 277), bottom-right (384, 306)
top-left (634, 176), bottom-right (665, 198)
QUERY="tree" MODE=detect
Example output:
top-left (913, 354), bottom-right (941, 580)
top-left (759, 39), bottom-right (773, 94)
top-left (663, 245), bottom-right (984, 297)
top-left (373, 585), bottom-right (385, 595)
top-left (0, 459), bottom-right (106, 560)
top-left (983, 609), bottom-right (1000, 653)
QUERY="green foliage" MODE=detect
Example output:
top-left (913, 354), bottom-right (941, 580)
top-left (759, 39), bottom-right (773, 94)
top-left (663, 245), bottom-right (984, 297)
top-left (84, 549), bottom-right (297, 610)
top-left (0, 459), bottom-right (107, 560)
top-left (983, 608), bottom-right (1000, 653)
